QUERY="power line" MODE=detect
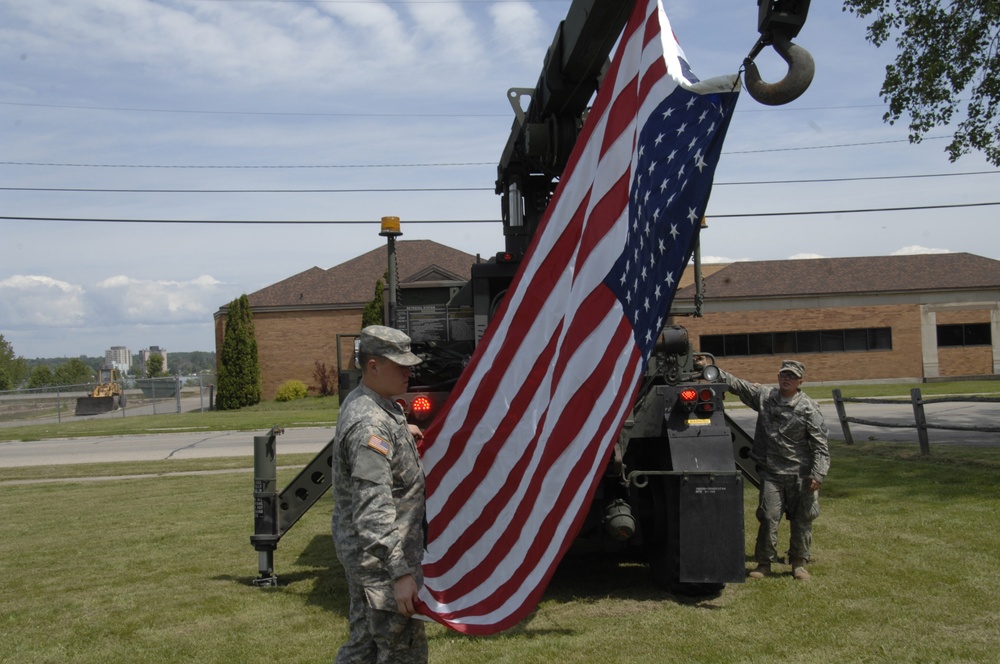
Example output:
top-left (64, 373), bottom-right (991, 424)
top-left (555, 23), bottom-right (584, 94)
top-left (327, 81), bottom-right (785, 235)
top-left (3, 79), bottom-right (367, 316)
top-left (0, 186), bottom-right (491, 193)
top-left (0, 98), bottom-right (888, 118)
top-left (0, 160), bottom-right (492, 169)
top-left (726, 135), bottom-right (950, 154)
top-left (0, 216), bottom-right (496, 224)
top-left (710, 201), bottom-right (1000, 218)
top-left (719, 170), bottom-right (1000, 186)
top-left (1, 170), bottom-right (997, 194)
top-left (0, 137), bottom-right (957, 171)
top-left (5, 201), bottom-right (1000, 225)
top-left (0, 100), bottom-right (506, 118)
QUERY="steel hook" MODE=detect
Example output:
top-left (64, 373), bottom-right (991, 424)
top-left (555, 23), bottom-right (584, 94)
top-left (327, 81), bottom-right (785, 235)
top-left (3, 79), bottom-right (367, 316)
top-left (743, 28), bottom-right (815, 106)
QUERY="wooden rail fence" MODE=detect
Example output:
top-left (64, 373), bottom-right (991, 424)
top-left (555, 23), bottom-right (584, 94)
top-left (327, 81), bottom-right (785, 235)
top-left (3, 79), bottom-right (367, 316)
top-left (832, 388), bottom-right (1000, 455)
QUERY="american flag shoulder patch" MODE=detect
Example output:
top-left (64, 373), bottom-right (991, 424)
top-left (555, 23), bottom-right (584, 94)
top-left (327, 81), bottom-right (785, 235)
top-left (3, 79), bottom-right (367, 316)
top-left (366, 435), bottom-right (391, 456)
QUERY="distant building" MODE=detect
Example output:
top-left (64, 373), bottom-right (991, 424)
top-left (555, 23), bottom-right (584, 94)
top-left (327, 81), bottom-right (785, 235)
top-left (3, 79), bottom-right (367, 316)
top-left (137, 346), bottom-right (168, 376)
top-left (670, 253), bottom-right (1000, 383)
top-left (105, 346), bottom-right (131, 374)
top-left (216, 246), bottom-right (1000, 401)
top-left (214, 239), bottom-right (479, 400)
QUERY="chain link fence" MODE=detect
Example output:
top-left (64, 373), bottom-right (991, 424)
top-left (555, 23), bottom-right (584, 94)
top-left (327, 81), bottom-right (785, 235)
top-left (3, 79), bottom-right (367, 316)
top-left (0, 373), bottom-right (216, 428)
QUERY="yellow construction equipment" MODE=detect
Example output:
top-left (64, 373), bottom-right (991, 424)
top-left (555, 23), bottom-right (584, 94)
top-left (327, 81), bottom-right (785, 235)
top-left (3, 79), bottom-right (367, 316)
top-left (75, 367), bottom-right (126, 415)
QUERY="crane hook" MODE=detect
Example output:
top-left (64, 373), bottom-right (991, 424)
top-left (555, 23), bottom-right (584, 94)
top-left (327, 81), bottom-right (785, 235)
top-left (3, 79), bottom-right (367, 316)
top-left (743, 28), bottom-right (815, 106)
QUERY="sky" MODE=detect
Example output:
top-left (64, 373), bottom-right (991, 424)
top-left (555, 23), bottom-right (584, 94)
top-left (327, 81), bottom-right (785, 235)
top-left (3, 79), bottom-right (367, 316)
top-left (2, 0), bottom-right (998, 360)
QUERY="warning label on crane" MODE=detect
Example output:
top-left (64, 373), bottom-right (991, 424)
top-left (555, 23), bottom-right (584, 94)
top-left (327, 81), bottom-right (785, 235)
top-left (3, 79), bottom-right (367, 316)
top-left (398, 305), bottom-right (475, 342)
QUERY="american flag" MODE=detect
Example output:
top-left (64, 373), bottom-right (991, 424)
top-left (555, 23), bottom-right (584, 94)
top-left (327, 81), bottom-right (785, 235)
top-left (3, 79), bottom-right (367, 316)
top-left (415, 0), bottom-right (740, 634)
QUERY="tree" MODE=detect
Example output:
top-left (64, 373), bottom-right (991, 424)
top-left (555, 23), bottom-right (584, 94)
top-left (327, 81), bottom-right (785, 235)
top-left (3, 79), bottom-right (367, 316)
top-left (0, 334), bottom-right (29, 390)
top-left (216, 294), bottom-right (262, 410)
top-left (146, 353), bottom-right (166, 378)
top-left (362, 271), bottom-right (387, 328)
top-left (27, 365), bottom-right (54, 389)
top-left (844, 0), bottom-right (1000, 165)
top-left (53, 358), bottom-right (94, 386)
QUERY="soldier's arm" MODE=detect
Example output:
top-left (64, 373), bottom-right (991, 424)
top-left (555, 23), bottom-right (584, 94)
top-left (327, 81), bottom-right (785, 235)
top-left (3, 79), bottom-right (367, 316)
top-left (717, 368), bottom-right (763, 410)
top-left (805, 406), bottom-right (831, 484)
top-left (350, 432), bottom-right (415, 581)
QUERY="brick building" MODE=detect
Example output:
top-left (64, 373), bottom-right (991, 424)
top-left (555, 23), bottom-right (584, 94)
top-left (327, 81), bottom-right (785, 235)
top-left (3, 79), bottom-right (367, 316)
top-left (219, 248), bottom-right (999, 401)
top-left (214, 240), bottom-right (479, 400)
top-left (670, 253), bottom-right (1000, 384)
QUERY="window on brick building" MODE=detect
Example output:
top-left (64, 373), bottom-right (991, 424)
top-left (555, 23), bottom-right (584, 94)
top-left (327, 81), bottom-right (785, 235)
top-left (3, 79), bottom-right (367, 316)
top-left (699, 327), bottom-right (893, 357)
top-left (937, 323), bottom-right (992, 347)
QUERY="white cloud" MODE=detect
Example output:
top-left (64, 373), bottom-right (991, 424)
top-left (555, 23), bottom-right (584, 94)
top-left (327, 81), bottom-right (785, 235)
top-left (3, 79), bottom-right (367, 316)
top-left (0, 272), bottom-right (227, 337)
top-left (2, 0), bottom-right (529, 97)
top-left (0, 275), bottom-right (87, 327)
top-left (490, 2), bottom-right (547, 66)
top-left (93, 274), bottom-right (227, 323)
top-left (787, 253), bottom-right (826, 260)
top-left (890, 245), bottom-right (952, 256)
top-left (701, 256), bottom-right (751, 264)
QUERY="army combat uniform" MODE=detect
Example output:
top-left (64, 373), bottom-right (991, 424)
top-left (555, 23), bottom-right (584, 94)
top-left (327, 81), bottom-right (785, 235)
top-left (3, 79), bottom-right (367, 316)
top-left (718, 368), bottom-right (830, 565)
top-left (332, 381), bottom-right (427, 663)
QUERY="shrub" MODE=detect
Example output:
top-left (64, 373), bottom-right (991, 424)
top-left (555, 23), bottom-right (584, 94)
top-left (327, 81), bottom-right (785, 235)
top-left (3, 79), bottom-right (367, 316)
top-left (275, 379), bottom-right (309, 402)
top-left (313, 361), bottom-right (335, 397)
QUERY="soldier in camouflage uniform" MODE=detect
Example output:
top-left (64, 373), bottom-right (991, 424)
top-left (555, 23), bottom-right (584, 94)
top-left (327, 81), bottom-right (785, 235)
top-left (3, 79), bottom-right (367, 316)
top-left (332, 325), bottom-right (428, 663)
top-left (717, 359), bottom-right (830, 581)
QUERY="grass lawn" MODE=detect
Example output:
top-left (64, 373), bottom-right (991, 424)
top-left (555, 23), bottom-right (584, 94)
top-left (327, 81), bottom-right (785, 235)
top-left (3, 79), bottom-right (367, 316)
top-left (2, 441), bottom-right (998, 663)
top-left (0, 396), bottom-right (340, 443)
top-left (3, 380), bottom-right (997, 444)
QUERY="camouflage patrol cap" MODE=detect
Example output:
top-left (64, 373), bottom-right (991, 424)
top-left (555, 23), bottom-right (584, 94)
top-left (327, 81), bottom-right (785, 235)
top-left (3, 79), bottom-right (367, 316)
top-left (779, 359), bottom-right (805, 378)
top-left (359, 325), bottom-right (422, 366)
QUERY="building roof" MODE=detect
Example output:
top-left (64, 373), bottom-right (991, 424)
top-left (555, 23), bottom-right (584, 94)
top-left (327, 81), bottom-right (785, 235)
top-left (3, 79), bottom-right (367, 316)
top-left (675, 253), bottom-right (1000, 300)
top-left (240, 239), bottom-right (480, 310)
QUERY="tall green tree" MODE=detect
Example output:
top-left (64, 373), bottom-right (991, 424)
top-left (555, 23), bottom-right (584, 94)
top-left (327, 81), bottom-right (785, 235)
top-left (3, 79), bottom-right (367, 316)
top-left (0, 334), bottom-right (29, 390)
top-left (27, 365), bottom-right (54, 389)
top-left (146, 353), bottom-right (166, 378)
top-left (216, 294), bottom-right (262, 410)
top-left (845, 0), bottom-right (1000, 165)
top-left (53, 358), bottom-right (94, 386)
top-left (362, 271), bottom-right (387, 328)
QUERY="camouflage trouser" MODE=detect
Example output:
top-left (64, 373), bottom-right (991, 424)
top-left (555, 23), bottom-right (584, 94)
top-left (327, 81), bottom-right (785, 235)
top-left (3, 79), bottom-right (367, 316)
top-left (335, 576), bottom-right (428, 664)
top-left (754, 472), bottom-right (821, 564)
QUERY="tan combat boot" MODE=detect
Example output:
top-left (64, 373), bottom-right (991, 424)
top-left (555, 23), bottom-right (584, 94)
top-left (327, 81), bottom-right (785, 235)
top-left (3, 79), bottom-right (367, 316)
top-left (748, 563), bottom-right (771, 579)
top-left (792, 559), bottom-right (811, 581)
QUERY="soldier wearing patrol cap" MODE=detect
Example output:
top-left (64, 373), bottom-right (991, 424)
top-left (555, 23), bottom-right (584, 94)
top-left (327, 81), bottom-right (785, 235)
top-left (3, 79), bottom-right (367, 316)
top-left (714, 358), bottom-right (830, 582)
top-left (332, 325), bottom-right (428, 663)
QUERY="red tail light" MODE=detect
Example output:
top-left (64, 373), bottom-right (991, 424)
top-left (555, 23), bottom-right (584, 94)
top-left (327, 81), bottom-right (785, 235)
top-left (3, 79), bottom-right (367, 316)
top-left (698, 388), bottom-right (716, 413)
top-left (407, 394), bottom-right (435, 423)
top-left (411, 395), bottom-right (432, 416)
top-left (679, 388), bottom-right (698, 412)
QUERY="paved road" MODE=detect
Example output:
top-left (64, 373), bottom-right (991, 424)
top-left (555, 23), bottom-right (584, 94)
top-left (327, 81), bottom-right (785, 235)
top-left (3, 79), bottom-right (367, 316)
top-left (1, 396), bottom-right (995, 470)
top-left (0, 394), bottom-right (213, 428)
top-left (726, 396), bottom-right (999, 447)
top-left (0, 426), bottom-right (336, 468)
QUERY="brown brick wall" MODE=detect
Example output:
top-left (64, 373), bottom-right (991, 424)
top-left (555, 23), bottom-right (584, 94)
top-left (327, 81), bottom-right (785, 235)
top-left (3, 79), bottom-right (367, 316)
top-left (216, 308), bottom-right (362, 401)
top-left (935, 310), bottom-right (992, 324)
top-left (935, 309), bottom-right (994, 376)
top-left (254, 309), bottom-right (362, 400)
top-left (938, 347), bottom-right (994, 376)
top-left (674, 303), bottom-right (924, 383)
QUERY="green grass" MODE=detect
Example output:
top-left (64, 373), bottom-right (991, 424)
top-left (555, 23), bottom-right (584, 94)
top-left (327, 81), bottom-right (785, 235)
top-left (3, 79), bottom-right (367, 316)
top-left (2, 441), bottom-right (998, 663)
top-left (3, 381), bottom-right (997, 444)
top-left (803, 379), bottom-right (1000, 400)
top-left (0, 396), bottom-right (339, 442)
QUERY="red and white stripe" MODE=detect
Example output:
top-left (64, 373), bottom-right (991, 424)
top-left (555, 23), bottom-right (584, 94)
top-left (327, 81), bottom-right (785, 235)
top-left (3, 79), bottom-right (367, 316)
top-left (415, 0), bottom-right (709, 634)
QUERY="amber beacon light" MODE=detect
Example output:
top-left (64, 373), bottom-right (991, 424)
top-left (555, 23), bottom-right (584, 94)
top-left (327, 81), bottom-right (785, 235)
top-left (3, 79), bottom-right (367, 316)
top-left (380, 215), bottom-right (402, 237)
